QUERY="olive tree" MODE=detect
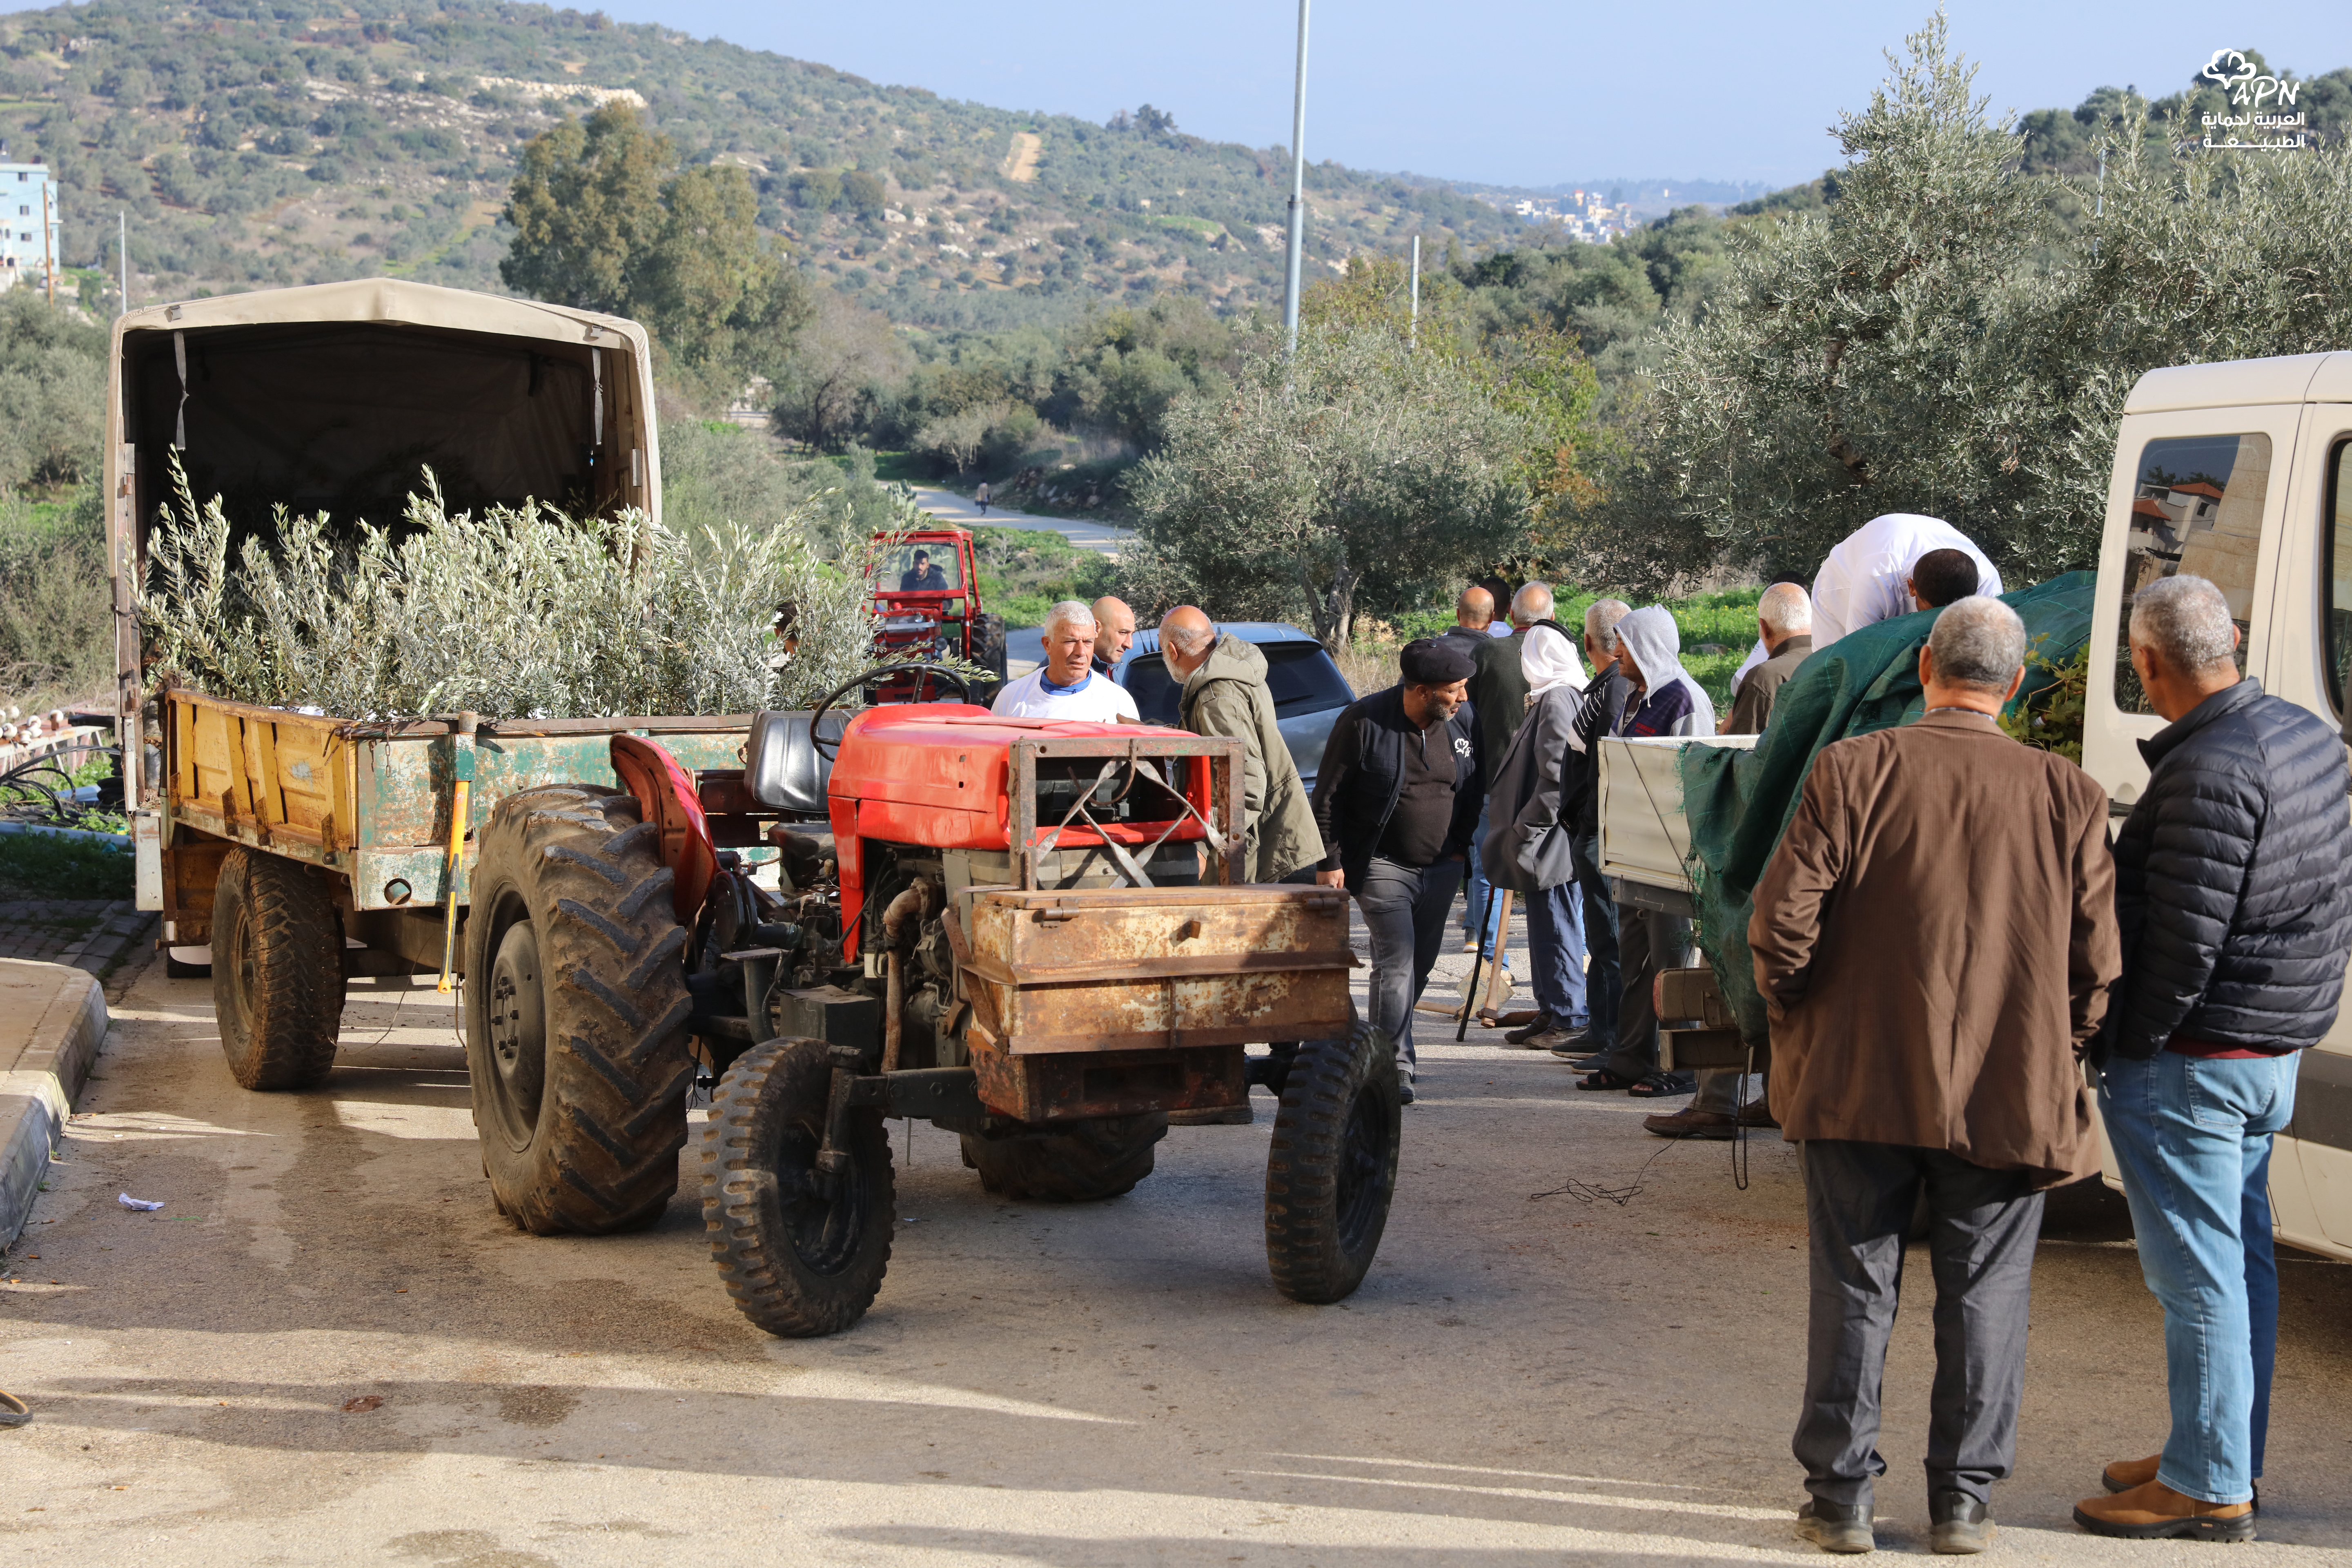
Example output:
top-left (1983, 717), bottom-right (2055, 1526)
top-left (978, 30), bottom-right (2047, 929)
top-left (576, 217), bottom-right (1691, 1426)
top-left (1128, 324), bottom-right (1529, 651)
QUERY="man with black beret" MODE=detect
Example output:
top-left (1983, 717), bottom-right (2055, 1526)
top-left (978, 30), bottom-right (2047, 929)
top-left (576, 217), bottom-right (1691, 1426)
top-left (1310, 637), bottom-right (1482, 1103)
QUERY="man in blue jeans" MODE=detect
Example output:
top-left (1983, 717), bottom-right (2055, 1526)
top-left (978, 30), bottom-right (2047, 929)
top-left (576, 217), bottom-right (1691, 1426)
top-left (2076, 576), bottom-right (2352, 1542)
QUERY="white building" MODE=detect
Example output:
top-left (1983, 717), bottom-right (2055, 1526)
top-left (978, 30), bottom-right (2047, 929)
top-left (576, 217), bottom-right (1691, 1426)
top-left (0, 155), bottom-right (62, 293)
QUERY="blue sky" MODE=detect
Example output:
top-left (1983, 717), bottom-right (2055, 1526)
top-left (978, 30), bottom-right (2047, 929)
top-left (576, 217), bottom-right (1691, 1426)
top-left (588, 0), bottom-right (2347, 190)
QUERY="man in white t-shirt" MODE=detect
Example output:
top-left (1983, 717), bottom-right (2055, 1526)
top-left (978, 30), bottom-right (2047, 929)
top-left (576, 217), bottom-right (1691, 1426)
top-left (991, 599), bottom-right (1143, 722)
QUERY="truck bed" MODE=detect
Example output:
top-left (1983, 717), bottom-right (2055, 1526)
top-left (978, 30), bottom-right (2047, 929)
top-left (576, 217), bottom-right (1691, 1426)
top-left (1596, 733), bottom-right (1758, 899)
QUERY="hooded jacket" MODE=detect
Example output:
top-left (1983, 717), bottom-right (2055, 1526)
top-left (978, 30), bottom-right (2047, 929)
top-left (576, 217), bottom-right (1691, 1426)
top-left (1610, 606), bottom-right (1716, 739)
top-left (1176, 634), bottom-right (1325, 882)
top-left (2103, 679), bottom-right (2352, 1060)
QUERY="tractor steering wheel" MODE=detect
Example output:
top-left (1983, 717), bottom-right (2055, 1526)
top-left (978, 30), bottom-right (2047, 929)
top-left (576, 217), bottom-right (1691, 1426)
top-left (808, 662), bottom-right (977, 760)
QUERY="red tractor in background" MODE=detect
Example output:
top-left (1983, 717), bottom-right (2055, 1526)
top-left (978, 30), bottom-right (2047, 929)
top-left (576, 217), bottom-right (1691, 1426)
top-left (870, 526), bottom-right (1008, 703)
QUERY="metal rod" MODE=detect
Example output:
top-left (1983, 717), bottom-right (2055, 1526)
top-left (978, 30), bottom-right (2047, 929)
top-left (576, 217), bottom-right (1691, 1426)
top-left (1278, 0), bottom-right (1311, 356)
top-left (1408, 234), bottom-right (1420, 345)
top-left (1456, 879), bottom-right (1498, 1042)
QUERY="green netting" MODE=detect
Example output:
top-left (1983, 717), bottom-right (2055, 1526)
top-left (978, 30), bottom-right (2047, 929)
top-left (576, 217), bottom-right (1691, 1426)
top-left (1677, 572), bottom-right (2098, 1046)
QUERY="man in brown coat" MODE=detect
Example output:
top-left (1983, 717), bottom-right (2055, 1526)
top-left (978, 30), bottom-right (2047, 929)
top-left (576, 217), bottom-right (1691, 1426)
top-left (1749, 596), bottom-right (2118, 1556)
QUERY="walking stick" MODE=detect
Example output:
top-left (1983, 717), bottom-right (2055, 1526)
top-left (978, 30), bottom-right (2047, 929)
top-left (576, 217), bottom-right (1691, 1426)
top-left (1479, 888), bottom-right (1515, 1022)
top-left (1456, 878), bottom-right (1499, 1042)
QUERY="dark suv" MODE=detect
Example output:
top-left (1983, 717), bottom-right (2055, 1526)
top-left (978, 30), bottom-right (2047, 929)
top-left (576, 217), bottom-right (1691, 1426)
top-left (1112, 622), bottom-right (1356, 791)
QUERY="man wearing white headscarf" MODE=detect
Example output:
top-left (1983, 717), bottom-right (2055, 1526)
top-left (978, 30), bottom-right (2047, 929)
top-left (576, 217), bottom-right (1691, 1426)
top-left (1579, 605), bottom-right (1715, 1096)
top-left (1479, 584), bottom-right (1590, 1051)
top-left (1810, 514), bottom-right (2002, 647)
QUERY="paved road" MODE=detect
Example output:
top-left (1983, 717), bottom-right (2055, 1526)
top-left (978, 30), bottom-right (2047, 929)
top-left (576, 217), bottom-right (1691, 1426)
top-left (5, 935), bottom-right (2351, 1566)
top-left (906, 487), bottom-right (1130, 559)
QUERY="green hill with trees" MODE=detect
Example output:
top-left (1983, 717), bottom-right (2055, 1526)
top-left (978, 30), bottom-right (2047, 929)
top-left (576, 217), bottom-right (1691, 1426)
top-left (0, 0), bottom-right (1516, 329)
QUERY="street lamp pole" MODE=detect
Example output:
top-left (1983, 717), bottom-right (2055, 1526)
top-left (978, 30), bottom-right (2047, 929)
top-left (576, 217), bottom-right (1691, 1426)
top-left (1278, 0), bottom-right (1310, 356)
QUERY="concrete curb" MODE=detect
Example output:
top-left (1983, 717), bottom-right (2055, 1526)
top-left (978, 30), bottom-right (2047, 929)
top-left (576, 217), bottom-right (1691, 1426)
top-left (0, 958), bottom-right (107, 1247)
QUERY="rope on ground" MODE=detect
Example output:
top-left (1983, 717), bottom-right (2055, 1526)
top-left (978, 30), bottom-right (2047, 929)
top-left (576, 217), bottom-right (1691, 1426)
top-left (1527, 1136), bottom-right (1683, 1207)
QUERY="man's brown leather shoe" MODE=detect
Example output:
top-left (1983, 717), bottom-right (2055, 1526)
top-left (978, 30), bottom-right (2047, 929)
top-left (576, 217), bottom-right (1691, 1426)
top-left (2074, 1479), bottom-right (2255, 1541)
top-left (2102, 1455), bottom-right (2159, 1493)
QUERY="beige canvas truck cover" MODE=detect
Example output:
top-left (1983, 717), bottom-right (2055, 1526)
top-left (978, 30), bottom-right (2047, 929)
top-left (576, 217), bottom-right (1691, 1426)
top-left (105, 279), bottom-right (662, 805)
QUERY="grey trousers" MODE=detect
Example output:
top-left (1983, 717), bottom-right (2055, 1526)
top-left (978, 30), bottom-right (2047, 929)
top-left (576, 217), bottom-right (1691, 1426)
top-left (1599, 904), bottom-right (1691, 1080)
top-left (1355, 855), bottom-right (1463, 1077)
top-left (1796, 1140), bottom-right (2045, 1509)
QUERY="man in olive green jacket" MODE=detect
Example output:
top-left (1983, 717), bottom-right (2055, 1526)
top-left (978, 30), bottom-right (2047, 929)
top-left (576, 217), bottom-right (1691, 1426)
top-left (1160, 606), bottom-right (1325, 882)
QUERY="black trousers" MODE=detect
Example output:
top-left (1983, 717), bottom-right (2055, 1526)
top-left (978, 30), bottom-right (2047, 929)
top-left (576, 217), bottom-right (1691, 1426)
top-left (1795, 1140), bottom-right (2045, 1509)
top-left (1598, 904), bottom-right (1690, 1080)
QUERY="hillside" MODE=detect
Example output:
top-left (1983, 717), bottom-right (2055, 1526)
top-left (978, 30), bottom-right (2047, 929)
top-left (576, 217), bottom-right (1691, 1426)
top-left (0, 0), bottom-right (1522, 331)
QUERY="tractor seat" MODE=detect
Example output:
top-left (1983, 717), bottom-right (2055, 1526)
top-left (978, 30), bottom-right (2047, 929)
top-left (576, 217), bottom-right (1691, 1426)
top-left (744, 709), bottom-right (846, 815)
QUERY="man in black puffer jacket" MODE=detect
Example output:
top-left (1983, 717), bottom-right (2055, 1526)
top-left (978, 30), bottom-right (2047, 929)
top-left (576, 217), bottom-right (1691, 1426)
top-left (2076, 576), bottom-right (2352, 1544)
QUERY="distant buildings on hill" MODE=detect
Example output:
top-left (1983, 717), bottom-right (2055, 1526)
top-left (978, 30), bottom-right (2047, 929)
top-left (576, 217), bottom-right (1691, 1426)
top-left (0, 151), bottom-right (62, 294)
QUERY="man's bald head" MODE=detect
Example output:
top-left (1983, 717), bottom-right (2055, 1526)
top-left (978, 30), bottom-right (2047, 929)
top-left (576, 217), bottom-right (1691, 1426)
top-left (1159, 605), bottom-right (1218, 679)
top-left (1091, 596), bottom-right (1138, 664)
top-left (1456, 585), bottom-right (1494, 629)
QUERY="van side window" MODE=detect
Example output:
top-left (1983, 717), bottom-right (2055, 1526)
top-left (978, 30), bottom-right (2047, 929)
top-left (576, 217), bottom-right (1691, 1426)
top-left (2326, 438), bottom-right (2352, 715)
top-left (2115, 433), bottom-right (2268, 713)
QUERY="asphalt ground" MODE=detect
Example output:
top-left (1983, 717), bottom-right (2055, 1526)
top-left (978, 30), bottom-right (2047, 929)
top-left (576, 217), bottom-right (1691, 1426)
top-left (3, 926), bottom-right (2350, 1566)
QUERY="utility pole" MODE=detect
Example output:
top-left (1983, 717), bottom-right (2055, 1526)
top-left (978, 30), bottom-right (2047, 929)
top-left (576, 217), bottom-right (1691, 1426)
top-left (1408, 234), bottom-right (1420, 345)
top-left (118, 210), bottom-right (128, 315)
top-left (41, 182), bottom-right (53, 307)
top-left (1278, 0), bottom-right (1310, 356)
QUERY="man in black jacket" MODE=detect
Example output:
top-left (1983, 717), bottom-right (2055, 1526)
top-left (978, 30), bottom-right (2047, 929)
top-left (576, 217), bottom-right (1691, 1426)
top-left (1311, 638), bottom-right (1481, 1103)
top-left (2075, 575), bottom-right (2352, 1543)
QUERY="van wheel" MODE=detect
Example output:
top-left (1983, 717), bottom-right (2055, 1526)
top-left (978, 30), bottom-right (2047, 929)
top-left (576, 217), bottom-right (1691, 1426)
top-left (463, 785), bottom-right (693, 1236)
top-left (212, 849), bottom-right (344, 1090)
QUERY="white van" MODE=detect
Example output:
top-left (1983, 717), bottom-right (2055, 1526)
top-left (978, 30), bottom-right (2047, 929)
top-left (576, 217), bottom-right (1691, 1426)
top-left (2082, 351), bottom-right (2352, 1263)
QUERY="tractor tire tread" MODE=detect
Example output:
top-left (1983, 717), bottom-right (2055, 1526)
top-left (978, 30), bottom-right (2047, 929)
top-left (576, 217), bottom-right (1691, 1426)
top-left (466, 784), bottom-right (690, 1237)
top-left (702, 1038), bottom-right (894, 1337)
top-left (213, 848), bottom-right (345, 1091)
top-left (1265, 1020), bottom-right (1400, 1304)
top-left (959, 1114), bottom-right (1167, 1203)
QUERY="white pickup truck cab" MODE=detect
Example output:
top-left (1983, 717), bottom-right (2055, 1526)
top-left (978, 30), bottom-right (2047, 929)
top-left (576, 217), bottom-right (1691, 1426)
top-left (2083, 351), bottom-right (2352, 1263)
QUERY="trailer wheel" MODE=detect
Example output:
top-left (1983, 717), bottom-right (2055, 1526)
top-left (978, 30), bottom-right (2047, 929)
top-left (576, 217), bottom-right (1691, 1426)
top-left (1264, 1021), bottom-right (1400, 1303)
top-left (702, 1038), bottom-right (894, 1337)
top-left (464, 785), bottom-right (693, 1236)
top-left (959, 1114), bottom-right (1167, 1202)
top-left (212, 848), bottom-right (345, 1091)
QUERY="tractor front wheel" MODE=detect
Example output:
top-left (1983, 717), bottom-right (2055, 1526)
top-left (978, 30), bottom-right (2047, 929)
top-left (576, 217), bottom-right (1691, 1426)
top-left (959, 1114), bottom-right (1167, 1202)
top-left (1264, 1021), bottom-right (1400, 1303)
top-left (702, 1038), bottom-right (895, 1337)
top-left (463, 785), bottom-right (694, 1235)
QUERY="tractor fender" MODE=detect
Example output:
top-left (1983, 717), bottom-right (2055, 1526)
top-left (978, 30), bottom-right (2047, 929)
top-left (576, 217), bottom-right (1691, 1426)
top-left (609, 734), bottom-right (717, 923)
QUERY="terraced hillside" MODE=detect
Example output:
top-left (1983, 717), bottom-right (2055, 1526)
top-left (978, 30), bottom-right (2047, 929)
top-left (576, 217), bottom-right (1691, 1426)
top-left (0, 0), bottom-right (1521, 328)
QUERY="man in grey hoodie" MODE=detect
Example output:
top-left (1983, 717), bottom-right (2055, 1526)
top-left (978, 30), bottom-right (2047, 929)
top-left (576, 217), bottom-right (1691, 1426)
top-left (1160, 607), bottom-right (1325, 883)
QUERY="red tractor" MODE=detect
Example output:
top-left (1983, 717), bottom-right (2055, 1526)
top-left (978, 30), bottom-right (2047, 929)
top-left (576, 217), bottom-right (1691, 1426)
top-left (464, 664), bottom-right (1399, 1336)
top-left (870, 527), bottom-right (1007, 702)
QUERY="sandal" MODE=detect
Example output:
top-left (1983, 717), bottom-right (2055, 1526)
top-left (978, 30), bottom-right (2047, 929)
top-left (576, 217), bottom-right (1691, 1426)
top-left (1626, 1071), bottom-right (1697, 1099)
top-left (0, 1390), bottom-right (29, 1429)
top-left (1576, 1068), bottom-right (1640, 1091)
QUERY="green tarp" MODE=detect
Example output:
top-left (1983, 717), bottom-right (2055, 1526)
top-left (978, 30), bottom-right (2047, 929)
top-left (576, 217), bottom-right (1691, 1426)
top-left (1677, 572), bottom-right (2099, 1046)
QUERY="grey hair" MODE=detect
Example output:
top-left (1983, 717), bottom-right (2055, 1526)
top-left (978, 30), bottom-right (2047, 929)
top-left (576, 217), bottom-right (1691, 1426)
top-left (1512, 581), bottom-right (1555, 624)
top-left (1758, 581), bottom-right (1811, 636)
top-left (1044, 599), bottom-right (1098, 637)
top-left (1584, 597), bottom-right (1633, 651)
top-left (2130, 575), bottom-right (2237, 676)
top-left (1162, 619), bottom-right (1216, 656)
top-left (1927, 595), bottom-right (2026, 693)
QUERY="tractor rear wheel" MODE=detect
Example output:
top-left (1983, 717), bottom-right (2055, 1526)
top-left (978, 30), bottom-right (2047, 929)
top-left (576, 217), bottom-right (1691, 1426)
top-left (463, 785), bottom-right (693, 1235)
top-left (212, 847), bottom-right (345, 1090)
top-left (959, 1113), bottom-right (1167, 1202)
top-left (1264, 1021), bottom-right (1400, 1303)
top-left (702, 1038), bottom-right (894, 1337)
